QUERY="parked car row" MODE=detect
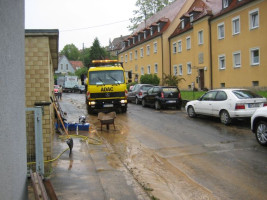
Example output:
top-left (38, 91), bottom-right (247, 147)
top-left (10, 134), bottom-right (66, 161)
top-left (128, 84), bottom-right (182, 110)
top-left (129, 85), bottom-right (267, 146)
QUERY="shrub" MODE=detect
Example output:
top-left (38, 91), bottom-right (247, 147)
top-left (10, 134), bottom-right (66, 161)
top-left (140, 74), bottom-right (160, 85)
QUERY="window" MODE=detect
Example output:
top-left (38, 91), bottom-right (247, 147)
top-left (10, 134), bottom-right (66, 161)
top-left (140, 48), bottom-right (144, 57)
top-left (181, 19), bottom-right (185, 29)
top-left (146, 45), bottom-right (150, 55)
top-left (186, 37), bottom-right (191, 50)
top-left (125, 54), bottom-right (128, 63)
top-left (135, 50), bottom-right (138, 59)
top-left (154, 63), bottom-right (158, 74)
top-left (215, 91), bottom-right (227, 101)
top-left (173, 42), bottom-right (177, 53)
top-left (190, 14), bottom-right (194, 23)
top-left (221, 83), bottom-right (225, 88)
top-left (141, 67), bottom-right (144, 75)
top-left (66, 64), bottom-right (68, 70)
top-left (223, 0), bottom-right (229, 8)
top-left (138, 34), bottom-right (141, 42)
top-left (150, 27), bottom-right (153, 35)
top-left (154, 42), bottom-right (158, 53)
top-left (187, 62), bottom-right (192, 74)
top-left (250, 48), bottom-right (260, 66)
top-left (147, 65), bottom-right (151, 74)
top-left (144, 31), bottom-right (147, 39)
top-left (218, 55), bottom-right (226, 70)
top-left (135, 65), bottom-right (138, 72)
top-left (198, 30), bottom-right (203, 45)
top-left (61, 64), bottom-right (63, 70)
top-left (252, 81), bottom-right (259, 87)
top-left (218, 23), bottom-right (225, 39)
top-left (233, 51), bottom-right (241, 68)
top-left (120, 56), bottom-right (123, 62)
top-left (157, 24), bottom-right (161, 32)
top-left (232, 16), bottom-right (240, 35)
top-left (133, 37), bottom-right (135, 44)
top-left (179, 64), bottom-right (183, 75)
top-left (178, 40), bottom-right (182, 53)
top-left (174, 65), bottom-right (178, 76)
top-left (249, 9), bottom-right (259, 30)
top-left (130, 52), bottom-right (132, 61)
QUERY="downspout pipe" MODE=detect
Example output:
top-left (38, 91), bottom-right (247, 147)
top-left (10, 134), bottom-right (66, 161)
top-left (161, 34), bottom-right (164, 82)
top-left (209, 18), bottom-right (213, 90)
top-left (168, 37), bottom-right (172, 76)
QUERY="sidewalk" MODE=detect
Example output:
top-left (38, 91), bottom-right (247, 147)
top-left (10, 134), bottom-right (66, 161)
top-left (49, 96), bottom-right (149, 200)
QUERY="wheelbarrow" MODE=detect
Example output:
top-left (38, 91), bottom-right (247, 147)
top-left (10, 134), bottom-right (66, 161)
top-left (98, 112), bottom-right (116, 131)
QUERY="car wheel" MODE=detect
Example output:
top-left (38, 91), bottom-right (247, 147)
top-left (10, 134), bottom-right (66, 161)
top-left (135, 97), bottom-right (139, 105)
top-left (187, 106), bottom-right (196, 118)
top-left (220, 110), bottom-right (231, 125)
top-left (142, 99), bottom-right (146, 107)
top-left (255, 121), bottom-right (267, 146)
top-left (155, 101), bottom-right (161, 110)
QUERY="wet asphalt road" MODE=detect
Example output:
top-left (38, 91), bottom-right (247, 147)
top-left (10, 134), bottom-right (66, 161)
top-left (61, 93), bottom-right (267, 200)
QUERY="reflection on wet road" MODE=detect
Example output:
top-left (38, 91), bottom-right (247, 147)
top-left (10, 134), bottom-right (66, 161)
top-left (67, 93), bottom-right (267, 200)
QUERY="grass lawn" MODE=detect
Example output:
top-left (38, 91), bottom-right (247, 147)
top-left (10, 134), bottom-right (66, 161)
top-left (181, 90), bottom-right (267, 101)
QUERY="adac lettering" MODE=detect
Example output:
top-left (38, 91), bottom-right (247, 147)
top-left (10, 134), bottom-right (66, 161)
top-left (101, 87), bottom-right (113, 92)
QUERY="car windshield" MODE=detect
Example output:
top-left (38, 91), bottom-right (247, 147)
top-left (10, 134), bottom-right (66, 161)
top-left (142, 86), bottom-right (153, 91)
top-left (232, 90), bottom-right (262, 99)
top-left (89, 70), bottom-right (125, 85)
top-left (54, 85), bottom-right (59, 89)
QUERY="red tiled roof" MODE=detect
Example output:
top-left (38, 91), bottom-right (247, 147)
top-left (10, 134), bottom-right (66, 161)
top-left (69, 61), bottom-right (84, 70)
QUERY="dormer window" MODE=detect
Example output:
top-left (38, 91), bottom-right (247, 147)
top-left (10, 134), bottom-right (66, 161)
top-left (128, 40), bottom-right (130, 46)
top-left (190, 14), bottom-right (194, 23)
top-left (133, 37), bottom-right (135, 44)
top-left (150, 27), bottom-right (153, 36)
top-left (144, 31), bottom-right (147, 39)
top-left (223, 0), bottom-right (229, 8)
top-left (138, 34), bottom-right (141, 42)
top-left (181, 19), bottom-right (185, 29)
top-left (157, 23), bottom-right (161, 32)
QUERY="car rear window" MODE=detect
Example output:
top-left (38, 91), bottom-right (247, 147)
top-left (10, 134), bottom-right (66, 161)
top-left (163, 88), bottom-right (178, 93)
top-left (232, 90), bottom-right (262, 99)
top-left (142, 86), bottom-right (152, 91)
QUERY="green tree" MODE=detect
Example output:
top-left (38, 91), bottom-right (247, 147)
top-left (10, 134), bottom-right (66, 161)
top-left (128, 0), bottom-right (175, 31)
top-left (60, 44), bottom-right (80, 60)
top-left (140, 74), bottom-right (160, 85)
top-left (162, 73), bottom-right (185, 87)
top-left (75, 66), bottom-right (88, 78)
top-left (89, 38), bottom-right (108, 64)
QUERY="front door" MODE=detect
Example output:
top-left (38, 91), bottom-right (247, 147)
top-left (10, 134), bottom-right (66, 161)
top-left (199, 69), bottom-right (204, 90)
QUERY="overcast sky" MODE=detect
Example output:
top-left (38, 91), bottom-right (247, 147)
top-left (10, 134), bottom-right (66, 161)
top-left (25, 0), bottom-right (137, 51)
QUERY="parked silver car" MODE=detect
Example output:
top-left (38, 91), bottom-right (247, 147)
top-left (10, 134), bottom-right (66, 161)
top-left (251, 106), bottom-right (267, 146)
top-left (128, 84), bottom-right (153, 104)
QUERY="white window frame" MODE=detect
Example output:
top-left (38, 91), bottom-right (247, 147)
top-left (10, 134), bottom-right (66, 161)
top-left (190, 14), bottom-right (194, 23)
top-left (249, 8), bottom-right (259, 30)
top-left (198, 30), bottom-right (203, 45)
top-left (135, 50), bottom-right (138, 59)
top-left (181, 19), bottom-right (185, 29)
top-left (173, 65), bottom-right (178, 76)
top-left (154, 63), bottom-right (158, 74)
top-left (223, 0), bottom-right (229, 9)
top-left (233, 51), bottom-right (241, 68)
top-left (250, 47), bottom-right (260, 66)
top-left (135, 65), bottom-right (138, 72)
top-left (186, 36), bottom-right (191, 50)
top-left (125, 54), bottom-right (128, 63)
top-left (144, 31), bottom-right (147, 39)
top-left (179, 64), bottom-right (183, 75)
top-left (218, 54), bottom-right (226, 70)
top-left (150, 27), bottom-right (153, 36)
top-left (130, 52), bottom-right (133, 61)
top-left (232, 16), bottom-right (240, 35)
top-left (147, 65), bottom-right (151, 74)
top-left (173, 42), bottom-right (177, 53)
top-left (187, 62), bottom-right (192, 74)
top-left (154, 42), bottom-right (158, 53)
top-left (178, 40), bottom-right (182, 53)
top-left (157, 24), bottom-right (161, 32)
top-left (217, 22), bottom-right (225, 40)
top-left (141, 67), bottom-right (144, 75)
top-left (146, 45), bottom-right (150, 55)
top-left (120, 56), bottom-right (123, 62)
top-left (140, 47), bottom-right (144, 58)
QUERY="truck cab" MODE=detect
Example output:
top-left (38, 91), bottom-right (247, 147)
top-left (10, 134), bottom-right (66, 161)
top-left (86, 60), bottom-right (128, 114)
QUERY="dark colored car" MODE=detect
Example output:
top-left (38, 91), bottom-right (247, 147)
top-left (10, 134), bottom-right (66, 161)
top-left (141, 86), bottom-right (182, 110)
top-left (72, 85), bottom-right (86, 93)
top-left (128, 84), bottom-right (153, 104)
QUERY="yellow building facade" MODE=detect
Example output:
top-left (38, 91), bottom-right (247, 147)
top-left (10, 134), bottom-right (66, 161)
top-left (211, 0), bottom-right (267, 89)
top-left (119, 0), bottom-right (194, 83)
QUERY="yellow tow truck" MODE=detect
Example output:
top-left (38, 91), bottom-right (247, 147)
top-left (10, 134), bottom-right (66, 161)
top-left (86, 60), bottom-right (128, 114)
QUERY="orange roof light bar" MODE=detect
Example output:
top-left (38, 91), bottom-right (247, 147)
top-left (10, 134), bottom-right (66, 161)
top-left (92, 60), bottom-right (119, 64)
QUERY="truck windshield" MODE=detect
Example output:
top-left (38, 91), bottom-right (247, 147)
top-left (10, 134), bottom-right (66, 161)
top-left (89, 70), bottom-right (125, 85)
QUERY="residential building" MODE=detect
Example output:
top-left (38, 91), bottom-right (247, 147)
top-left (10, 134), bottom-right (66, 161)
top-left (170, 0), bottom-right (267, 90)
top-left (56, 55), bottom-right (75, 75)
top-left (70, 60), bottom-right (84, 71)
top-left (108, 35), bottom-right (129, 58)
top-left (118, 0), bottom-right (195, 83)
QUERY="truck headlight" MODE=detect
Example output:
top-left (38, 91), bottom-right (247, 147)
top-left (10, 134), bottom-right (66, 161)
top-left (120, 100), bottom-right (127, 104)
top-left (89, 101), bottom-right (96, 105)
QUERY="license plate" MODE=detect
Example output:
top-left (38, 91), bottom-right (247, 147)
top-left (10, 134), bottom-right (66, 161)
top-left (103, 104), bottom-right (113, 108)
top-left (167, 100), bottom-right (176, 103)
top-left (248, 103), bottom-right (260, 108)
